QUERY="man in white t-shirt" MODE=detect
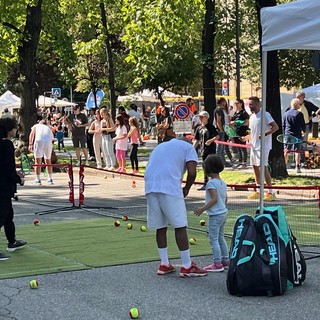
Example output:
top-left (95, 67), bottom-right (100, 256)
top-left (144, 137), bottom-right (207, 278)
top-left (28, 116), bottom-right (54, 185)
top-left (245, 96), bottom-right (278, 201)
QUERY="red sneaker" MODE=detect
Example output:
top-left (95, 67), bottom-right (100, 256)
top-left (203, 263), bottom-right (224, 272)
top-left (180, 261), bottom-right (207, 278)
top-left (221, 260), bottom-right (229, 270)
top-left (157, 263), bottom-right (176, 275)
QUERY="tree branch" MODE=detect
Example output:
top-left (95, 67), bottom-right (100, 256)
top-left (2, 21), bottom-right (22, 34)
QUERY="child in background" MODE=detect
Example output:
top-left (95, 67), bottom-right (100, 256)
top-left (194, 154), bottom-right (229, 272)
top-left (56, 125), bottom-right (65, 151)
top-left (113, 114), bottom-right (128, 173)
top-left (127, 116), bottom-right (140, 174)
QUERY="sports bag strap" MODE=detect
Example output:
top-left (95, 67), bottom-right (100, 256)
top-left (237, 240), bottom-right (255, 266)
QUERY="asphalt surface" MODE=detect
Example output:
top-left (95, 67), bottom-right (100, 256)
top-left (0, 138), bottom-right (319, 320)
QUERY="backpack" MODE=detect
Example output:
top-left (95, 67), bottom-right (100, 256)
top-left (227, 214), bottom-right (288, 296)
top-left (260, 206), bottom-right (307, 287)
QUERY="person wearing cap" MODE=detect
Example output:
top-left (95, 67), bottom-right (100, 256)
top-left (193, 111), bottom-right (219, 191)
top-left (64, 105), bottom-right (89, 166)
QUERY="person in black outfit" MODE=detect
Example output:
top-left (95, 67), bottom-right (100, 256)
top-left (193, 111), bottom-right (220, 190)
top-left (230, 99), bottom-right (250, 168)
top-left (0, 117), bottom-right (27, 261)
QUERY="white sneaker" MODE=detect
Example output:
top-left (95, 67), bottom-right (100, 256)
top-left (97, 165), bottom-right (102, 169)
top-left (108, 166), bottom-right (115, 170)
top-left (33, 179), bottom-right (42, 185)
top-left (47, 179), bottom-right (54, 185)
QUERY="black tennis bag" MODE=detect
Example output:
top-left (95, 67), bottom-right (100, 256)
top-left (261, 206), bottom-right (306, 287)
top-left (227, 214), bottom-right (287, 296)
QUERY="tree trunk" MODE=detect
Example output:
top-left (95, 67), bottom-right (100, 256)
top-left (100, 3), bottom-right (117, 120)
top-left (18, 1), bottom-right (42, 143)
top-left (255, 0), bottom-right (288, 178)
top-left (202, 0), bottom-right (216, 117)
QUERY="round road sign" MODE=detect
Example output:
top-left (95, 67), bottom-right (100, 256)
top-left (174, 103), bottom-right (191, 120)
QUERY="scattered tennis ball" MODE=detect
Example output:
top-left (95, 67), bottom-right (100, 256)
top-left (122, 215), bottom-right (128, 221)
top-left (33, 219), bottom-right (40, 226)
top-left (127, 223), bottom-right (133, 229)
top-left (189, 237), bottom-right (197, 245)
top-left (129, 307), bottom-right (139, 319)
top-left (140, 225), bottom-right (147, 232)
top-left (114, 220), bottom-right (121, 227)
top-left (29, 280), bottom-right (38, 289)
top-left (199, 220), bottom-right (206, 226)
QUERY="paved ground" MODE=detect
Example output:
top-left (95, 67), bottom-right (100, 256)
top-left (0, 138), bottom-right (319, 320)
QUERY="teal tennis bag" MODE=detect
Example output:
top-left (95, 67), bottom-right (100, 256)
top-left (261, 206), bottom-right (306, 287)
top-left (227, 214), bottom-right (287, 296)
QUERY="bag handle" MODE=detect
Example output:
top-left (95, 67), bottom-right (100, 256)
top-left (237, 240), bottom-right (255, 266)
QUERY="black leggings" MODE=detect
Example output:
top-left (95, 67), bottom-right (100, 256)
top-left (0, 197), bottom-right (16, 245)
top-left (234, 137), bottom-right (248, 163)
top-left (130, 144), bottom-right (139, 170)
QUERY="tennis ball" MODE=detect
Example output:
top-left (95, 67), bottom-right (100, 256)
top-left (33, 219), bottom-right (40, 226)
top-left (29, 280), bottom-right (38, 289)
top-left (199, 220), bottom-right (206, 226)
top-left (189, 237), bottom-right (196, 245)
top-left (114, 220), bottom-right (121, 227)
top-left (122, 215), bottom-right (128, 221)
top-left (127, 223), bottom-right (133, 229)
top-left (129, 307), bottom-right (139, 319)
top-left (140, 225), bottom-right (147, 232)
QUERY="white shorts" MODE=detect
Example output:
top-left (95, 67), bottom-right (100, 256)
top-left (146, 193), bottom-right (188, 229)
top-left (33, 140), bottom-right (52, 160)
top-left (250, 148), bottom-right (270, 167)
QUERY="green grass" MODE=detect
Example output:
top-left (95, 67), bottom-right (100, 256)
top-left (0, 217), bottom-right (212, 280)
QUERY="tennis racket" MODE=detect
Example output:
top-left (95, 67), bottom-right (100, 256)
top-left (223, 124), bottom-right (238, 138)
top-left (276, 134), bottom-right (302, 145)
top-left (20, 153), bottom-right (31, 175)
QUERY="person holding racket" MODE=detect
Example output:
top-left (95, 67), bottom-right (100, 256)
top-left (244, 96), bottom-right (279, 201)
top-left (282, 98), bottom-right (306, 173)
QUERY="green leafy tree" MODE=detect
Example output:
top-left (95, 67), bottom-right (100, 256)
top-left (121, 0), bottom-right (205, 103)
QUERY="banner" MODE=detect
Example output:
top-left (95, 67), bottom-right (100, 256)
top-left (86, 89), bottom-right (105, 110)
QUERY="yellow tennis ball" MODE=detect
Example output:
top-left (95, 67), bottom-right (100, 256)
top-left (29, 280), bottom-right (38, 289)
top-left (127, 223), bottom-right (133, 229)
top-left (140, 225), bottom-right (147, 232)
top-left (129, 307), bottom-right (139, 319)
top-left (199, 219), bottom-right (206, 226)
top-left (189, 237), bottom-right (196, 245)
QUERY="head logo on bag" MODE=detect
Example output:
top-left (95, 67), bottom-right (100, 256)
top-left (263, 223), bottom-right (278, 262)
top-left (231, 218), bottom-right (246, 259)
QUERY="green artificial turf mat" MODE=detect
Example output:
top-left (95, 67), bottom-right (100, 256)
top-left (0, 217), bottom-right (212, 280)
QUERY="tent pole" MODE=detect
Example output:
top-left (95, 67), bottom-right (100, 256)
top-left (259, 51), bottom-right (268, 214)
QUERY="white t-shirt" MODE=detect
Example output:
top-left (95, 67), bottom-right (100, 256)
top-left (205, 178), bottom-right (227, 216)
top-left (144, 139), bottom-right (198, 198)
top-left (115, 125), bottom-right (128, 151)
top-left (249, 110), bottom-right (274, 151)
top-left (34, 123), bottom-right (54, 142)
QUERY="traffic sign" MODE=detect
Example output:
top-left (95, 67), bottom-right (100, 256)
top-left (51, 88), bottom-right (61, 97)
top-left (174, 103), bottom-right (191, 120)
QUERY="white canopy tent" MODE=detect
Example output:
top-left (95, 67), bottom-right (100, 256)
top-left (0, 91), bottom-right (21, 113)
top-left (0, 92), bottom-right (76, 111)
top-left (118, 87), bottom-right (182, 103)
top-left (259, 0), bottom-right (320, 209)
